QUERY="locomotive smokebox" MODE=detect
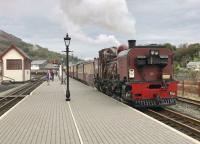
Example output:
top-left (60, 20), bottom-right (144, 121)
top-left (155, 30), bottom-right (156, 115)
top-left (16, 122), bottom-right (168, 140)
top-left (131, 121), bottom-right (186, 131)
top-left (128, 40), bottom-right (136, 48)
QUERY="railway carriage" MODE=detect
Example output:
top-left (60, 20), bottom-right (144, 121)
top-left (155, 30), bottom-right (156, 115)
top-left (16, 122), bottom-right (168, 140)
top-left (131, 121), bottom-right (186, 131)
top-left (73, 65), bottom-right (77, 78)
top-left (83, 61), bottom-right (95, 86)
top-left (69, 65), bottom-right (73, 77)
top-left (77, 62), bottom-right (84, 82)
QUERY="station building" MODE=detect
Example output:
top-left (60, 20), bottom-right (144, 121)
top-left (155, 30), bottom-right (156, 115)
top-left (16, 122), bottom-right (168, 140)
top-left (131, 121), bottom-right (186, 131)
top-left (0, 45), bottom-right (31, 82)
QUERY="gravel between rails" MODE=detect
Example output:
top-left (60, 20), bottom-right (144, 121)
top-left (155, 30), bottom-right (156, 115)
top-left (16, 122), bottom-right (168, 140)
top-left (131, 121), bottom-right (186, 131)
top-left (0, 83), bottom-right (22, 93)
top-left (168, 101), bottom-right (200, 120)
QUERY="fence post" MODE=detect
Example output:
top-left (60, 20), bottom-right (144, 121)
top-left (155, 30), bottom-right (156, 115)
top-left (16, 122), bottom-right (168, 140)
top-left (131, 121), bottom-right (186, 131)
top-left (182, 80), bottom-right (184, 96)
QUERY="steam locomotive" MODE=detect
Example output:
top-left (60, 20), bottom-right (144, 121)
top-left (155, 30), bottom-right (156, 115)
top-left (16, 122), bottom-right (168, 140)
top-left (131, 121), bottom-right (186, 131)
top-left (69, 40), bottom-right (177, 107)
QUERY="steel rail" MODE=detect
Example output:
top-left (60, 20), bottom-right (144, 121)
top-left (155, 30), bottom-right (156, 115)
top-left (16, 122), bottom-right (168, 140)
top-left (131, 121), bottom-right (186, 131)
top-left (146, 108), bottom-right (200, 141)
top-left (177, 96), bottom-right (200, 107)
top-left (0, 97), bottom-right (23, 111)
top-left (0, 83), bottom-right (32, 103)
top-left (0, 80), bottom-right (43, 116)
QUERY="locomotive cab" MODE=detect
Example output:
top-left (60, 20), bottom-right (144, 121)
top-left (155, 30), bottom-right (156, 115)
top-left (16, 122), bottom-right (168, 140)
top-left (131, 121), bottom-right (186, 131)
top-left (136, 50), bottom-right (168, 67)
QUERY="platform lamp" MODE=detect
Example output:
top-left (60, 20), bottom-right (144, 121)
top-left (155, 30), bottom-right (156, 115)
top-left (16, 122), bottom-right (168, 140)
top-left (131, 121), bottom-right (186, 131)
top-left (64, 33), bottom-right (71, 101)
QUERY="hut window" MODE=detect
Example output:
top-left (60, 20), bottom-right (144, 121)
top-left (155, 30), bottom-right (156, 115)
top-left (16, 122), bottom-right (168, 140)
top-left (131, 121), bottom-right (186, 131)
top-left (24, 60), bottom-right (31, 69)
top-left (7, 59), bottom-right (22, 70)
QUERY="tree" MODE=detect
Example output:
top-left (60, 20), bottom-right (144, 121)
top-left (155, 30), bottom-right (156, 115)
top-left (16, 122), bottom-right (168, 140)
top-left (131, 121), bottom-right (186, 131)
top-left (163, 43), bottom-right (176, 51)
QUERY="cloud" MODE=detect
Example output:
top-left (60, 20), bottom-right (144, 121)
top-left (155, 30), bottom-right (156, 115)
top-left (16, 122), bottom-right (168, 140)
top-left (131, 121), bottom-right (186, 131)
top-left (0, 0), bottom-right (126, 58)
top-left (0, 0), bottom-right (57, 19)
top-left (52, 10), bottom-right (119, 46)
top-left (55, 0), bottom-right (135, 46)
top-left (59, 0), bottom-right (135, 35)
top-left (126, 0), bottom-right (200, 44)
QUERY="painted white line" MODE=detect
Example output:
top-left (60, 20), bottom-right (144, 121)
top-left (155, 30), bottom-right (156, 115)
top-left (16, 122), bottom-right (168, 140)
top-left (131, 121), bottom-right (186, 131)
top-left (62, 85), bottom-right (83, 144)
top-left (0, 81), bottom-right (44, 120)
top-left (68, 102), bottom-right (84, 144)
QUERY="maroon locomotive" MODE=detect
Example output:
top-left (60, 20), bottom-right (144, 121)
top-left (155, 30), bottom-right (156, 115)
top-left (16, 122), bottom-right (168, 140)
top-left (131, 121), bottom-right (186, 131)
top-left (70, 40), bottom-right (177, 107)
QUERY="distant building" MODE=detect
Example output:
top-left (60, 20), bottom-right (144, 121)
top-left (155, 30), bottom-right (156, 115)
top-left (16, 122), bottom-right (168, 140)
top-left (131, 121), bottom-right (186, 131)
top-left (31, 60), bottom-right (48, 70)
top-left (44, 63), bottom-right (59, 70)
top-left (0, 45), bottom-right (31, 82)
top-left (48, 59), bottom-right (59, 64)
top-left (187, 61), bottom-right (200, 71)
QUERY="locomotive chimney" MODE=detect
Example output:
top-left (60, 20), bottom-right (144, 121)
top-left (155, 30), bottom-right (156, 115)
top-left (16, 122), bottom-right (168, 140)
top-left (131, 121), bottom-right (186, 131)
top-left (128, 40), bottom-right (136, 48)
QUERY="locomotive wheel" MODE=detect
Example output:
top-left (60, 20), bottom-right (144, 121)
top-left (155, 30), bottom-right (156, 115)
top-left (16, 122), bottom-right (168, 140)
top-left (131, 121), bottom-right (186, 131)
top-left (106, 86), bottom-right (113, 96)
top-left (106, 91), bottom-right (112, 96)
top-left (121, 89), bottom-right (132, 104)
top-left (99, 86), bottom-right (103, 92)
top-left (96, 85), bottom-right (101, 91)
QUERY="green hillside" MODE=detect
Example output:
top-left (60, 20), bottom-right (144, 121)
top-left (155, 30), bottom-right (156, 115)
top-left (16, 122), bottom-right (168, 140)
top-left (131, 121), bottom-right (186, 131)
top-left (0, 30), bottom-right (80, 63)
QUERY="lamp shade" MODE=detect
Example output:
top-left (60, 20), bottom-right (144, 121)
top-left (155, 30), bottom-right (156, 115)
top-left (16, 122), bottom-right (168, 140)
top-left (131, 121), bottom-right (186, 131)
top-left (64, 33), bottom-right (71, 46)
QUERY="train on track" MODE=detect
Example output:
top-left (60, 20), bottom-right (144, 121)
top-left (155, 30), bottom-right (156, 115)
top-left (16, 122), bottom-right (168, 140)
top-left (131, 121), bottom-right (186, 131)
top-left (69, 40), bottom-right (177, 107)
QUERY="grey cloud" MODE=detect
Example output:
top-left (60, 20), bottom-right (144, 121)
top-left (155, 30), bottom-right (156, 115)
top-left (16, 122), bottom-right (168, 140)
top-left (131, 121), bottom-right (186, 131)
top-left (59, 0), bottom-right (135, 36)
top-left (127, 0), bottom-right (200, 44)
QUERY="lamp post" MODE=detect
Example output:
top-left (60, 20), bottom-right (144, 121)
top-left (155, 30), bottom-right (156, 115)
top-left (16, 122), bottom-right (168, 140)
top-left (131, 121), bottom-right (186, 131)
top-left (64, 33), bottom-right (71, 101)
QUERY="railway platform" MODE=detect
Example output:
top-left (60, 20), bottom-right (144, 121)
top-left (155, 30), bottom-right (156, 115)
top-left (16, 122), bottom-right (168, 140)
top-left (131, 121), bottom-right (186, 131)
top-left (0, 77), bottom-right (199, 144)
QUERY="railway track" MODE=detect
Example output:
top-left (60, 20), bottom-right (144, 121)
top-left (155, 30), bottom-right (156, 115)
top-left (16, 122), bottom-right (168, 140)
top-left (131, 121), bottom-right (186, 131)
top-left (0, 79), bottom-right (44, 117)
top-left (144, 108), bottom-right (200, 141)
top-left (177, 97), bottom-right (200, 107)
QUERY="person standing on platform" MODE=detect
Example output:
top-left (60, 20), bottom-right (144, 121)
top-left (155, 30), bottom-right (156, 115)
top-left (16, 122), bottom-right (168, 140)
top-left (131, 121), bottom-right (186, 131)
top-left (46, 70), bottom-right (52, 85)
top-left (51, 70), bottom-right (54, 81)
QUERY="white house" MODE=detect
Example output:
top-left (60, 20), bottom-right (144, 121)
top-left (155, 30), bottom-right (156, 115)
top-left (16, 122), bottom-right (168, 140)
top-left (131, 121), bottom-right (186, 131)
top-left (0, 45), bottom-right (31, 82)
top-left (31, 60), bottom-right (47, 70)
top-left (187, 61), bottom-right (200, 71)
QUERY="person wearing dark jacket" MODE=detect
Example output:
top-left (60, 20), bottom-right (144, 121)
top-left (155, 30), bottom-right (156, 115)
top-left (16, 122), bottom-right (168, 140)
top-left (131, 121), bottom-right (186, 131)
top-left (50, 70), bottom-right (54, 81)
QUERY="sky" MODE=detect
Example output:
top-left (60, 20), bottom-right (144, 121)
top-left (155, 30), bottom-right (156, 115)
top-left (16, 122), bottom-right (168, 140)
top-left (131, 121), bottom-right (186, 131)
top-left (0, 0), bottom-right (200, 59)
